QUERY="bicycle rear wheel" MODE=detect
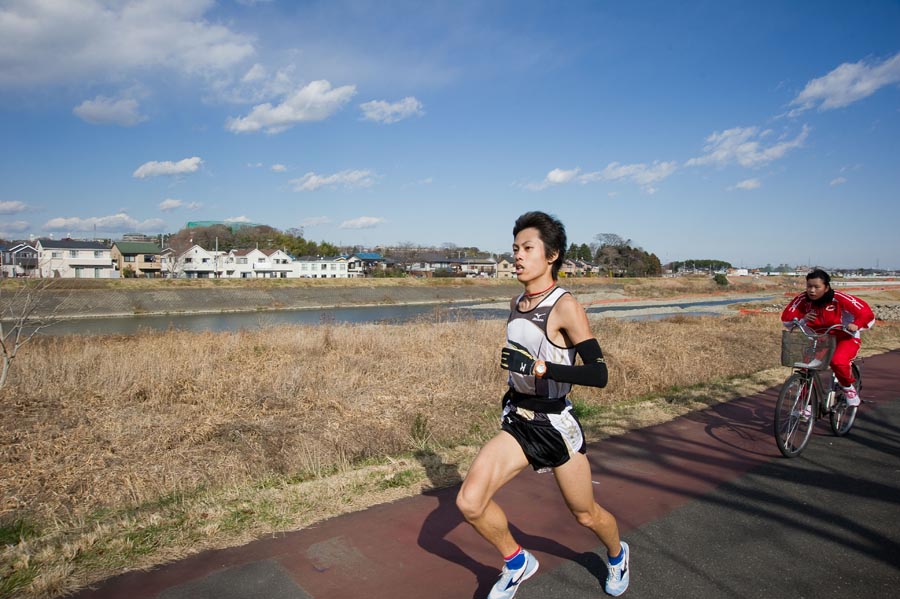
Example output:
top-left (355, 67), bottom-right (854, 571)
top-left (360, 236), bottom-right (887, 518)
top-left (775, 373), bottom-right (816, 458)
top-left (830, 363), bottom-right (861, 436)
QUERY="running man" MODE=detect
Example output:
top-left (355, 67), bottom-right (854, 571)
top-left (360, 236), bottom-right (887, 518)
top-left (456, 211), bottom-right (629, 598)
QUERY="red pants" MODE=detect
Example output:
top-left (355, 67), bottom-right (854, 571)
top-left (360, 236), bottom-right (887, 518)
top-left (830, 336), bottom-right (861, 388)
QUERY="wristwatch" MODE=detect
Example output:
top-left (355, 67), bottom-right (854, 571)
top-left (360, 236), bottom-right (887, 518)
top-left (533, 360), bottom-right (547, 378)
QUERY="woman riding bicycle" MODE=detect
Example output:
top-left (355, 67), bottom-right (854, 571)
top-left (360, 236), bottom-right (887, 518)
top-left (781, 269), bottom-right (875, 406)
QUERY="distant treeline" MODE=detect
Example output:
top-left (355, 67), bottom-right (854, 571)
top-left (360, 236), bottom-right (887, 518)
top-left (670, 259), bottom-right (733, 273)
top-left (566, 236), bottom-right (663, 277)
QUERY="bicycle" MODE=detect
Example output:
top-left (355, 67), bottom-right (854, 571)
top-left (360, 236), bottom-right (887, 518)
top-left (773, 319), bottom-right (862, 458)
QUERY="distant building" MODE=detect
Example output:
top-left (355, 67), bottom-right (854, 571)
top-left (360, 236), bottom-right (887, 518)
top-left (111, 241), bottom-right (162, 277)
top-left (406, 253), bottom-right (497, 277)
top-left (347, 252), bottom-right (388, 277)
top-left (178, 244), bottom-right (222, 278)
top-left (1, 243), bottom-right (39, 278)
top-left (294, 256), bottom-right (349, 278)
top-left (35, 239), bottom-right (115, 278)
top-left (185, 220), bottom-right (265, 232)
top-left (496, 258), bottom-right (516, 279)
top-left (222, 248), bottom-right (293, 278)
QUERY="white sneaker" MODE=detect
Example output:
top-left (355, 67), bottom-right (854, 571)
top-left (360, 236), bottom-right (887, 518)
top-left (488, 549), bottom-right (539, 599)
top-left (605, 541), bottom-right (630, 596)
top-left (843, 387), bottom-right (860, 407)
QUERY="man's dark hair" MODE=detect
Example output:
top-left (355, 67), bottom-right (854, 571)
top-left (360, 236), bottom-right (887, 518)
top-left (513, 211), bottom-right (567, 280)
top-left (806, 268), bottom-right (831, 286)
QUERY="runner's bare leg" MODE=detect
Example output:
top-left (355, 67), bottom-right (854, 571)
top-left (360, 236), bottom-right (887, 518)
top-left (456, 432), bottom-right (530, 556)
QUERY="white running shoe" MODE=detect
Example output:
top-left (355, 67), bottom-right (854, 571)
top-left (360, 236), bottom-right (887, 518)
top-left (487, 549), bottom-right (539, 599)
top-left (605, 541), bottom-right (630, 596)
top-left (843, 387), bottom-right (860, 407)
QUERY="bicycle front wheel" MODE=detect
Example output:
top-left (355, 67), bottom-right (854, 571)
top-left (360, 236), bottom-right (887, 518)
top-left (830, 363), bottom-right (861, 437)
top-left (775, 373), bottom-right (816, 458)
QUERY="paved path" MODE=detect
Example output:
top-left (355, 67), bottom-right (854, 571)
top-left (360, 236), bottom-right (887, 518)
top-left (67, 351), bottom-right (900, 599)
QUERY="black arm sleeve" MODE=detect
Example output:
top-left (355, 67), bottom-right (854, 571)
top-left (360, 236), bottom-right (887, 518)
top-left (544, 338), bottom-right (608, 388)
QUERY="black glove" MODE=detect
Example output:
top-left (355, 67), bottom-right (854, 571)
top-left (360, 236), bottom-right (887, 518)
top-left (501, 341), bottom-right (536, 375)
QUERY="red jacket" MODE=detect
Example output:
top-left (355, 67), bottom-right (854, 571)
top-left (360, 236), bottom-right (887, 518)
top-left (781, 290), bottom-right (876, 339)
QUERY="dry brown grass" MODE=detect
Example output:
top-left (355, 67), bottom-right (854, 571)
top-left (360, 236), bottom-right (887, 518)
top-left (2, 287), bottom-right (900, 598)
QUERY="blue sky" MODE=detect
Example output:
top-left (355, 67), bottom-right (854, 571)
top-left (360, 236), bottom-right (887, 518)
top-left (1, 0), bottom-right (898, 269)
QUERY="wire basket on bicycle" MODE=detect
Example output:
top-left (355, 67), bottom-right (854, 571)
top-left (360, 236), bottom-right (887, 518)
top-left (780, 328), bottom-right (836, 368)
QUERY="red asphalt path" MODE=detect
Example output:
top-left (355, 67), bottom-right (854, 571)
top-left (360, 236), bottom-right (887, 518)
top-left (67, 350), bottom-right (900, 599)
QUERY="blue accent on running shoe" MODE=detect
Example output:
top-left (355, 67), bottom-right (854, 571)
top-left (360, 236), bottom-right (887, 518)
top-left (506, 549), bottom-right (525, 570)
top-left (487, 549), bottom-right (539, 599)
top-left (605, 541), bottom-right (630, 597)
top-left (607, 545), bottom-right (623, 565)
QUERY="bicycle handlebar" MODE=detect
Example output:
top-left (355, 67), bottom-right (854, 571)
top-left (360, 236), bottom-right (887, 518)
top-left (787, 318), bottom-right (846, 338)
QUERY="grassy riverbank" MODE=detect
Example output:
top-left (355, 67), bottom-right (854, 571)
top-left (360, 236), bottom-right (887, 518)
top-left (1, 280), bottom-right (899, 598)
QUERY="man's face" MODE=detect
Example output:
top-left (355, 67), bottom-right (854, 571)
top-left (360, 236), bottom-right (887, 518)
top-left (513, 227), bottom-right (555, 282)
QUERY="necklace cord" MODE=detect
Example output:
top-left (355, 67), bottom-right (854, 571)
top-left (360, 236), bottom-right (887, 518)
top-left (525, 282), bottom-right (556, 298)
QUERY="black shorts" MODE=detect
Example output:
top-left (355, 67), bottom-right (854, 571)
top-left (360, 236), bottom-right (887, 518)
top-left (501, 401), bottom-right (586, 471)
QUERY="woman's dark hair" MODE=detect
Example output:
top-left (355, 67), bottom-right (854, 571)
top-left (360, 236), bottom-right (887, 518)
top-left (513, 211), bottom-right (566, 280)
top-left (806, 268), bottom-right (831, 287)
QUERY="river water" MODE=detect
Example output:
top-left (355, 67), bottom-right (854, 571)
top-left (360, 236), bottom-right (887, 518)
top-left (32, 296), bottom-right (775, 337)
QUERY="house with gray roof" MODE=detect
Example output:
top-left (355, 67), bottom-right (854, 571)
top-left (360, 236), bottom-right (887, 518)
top-left (35, 239), bottom-right (115, 278)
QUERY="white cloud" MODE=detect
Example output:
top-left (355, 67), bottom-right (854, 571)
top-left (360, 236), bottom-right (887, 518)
top-left (402, 177), bottom-right (434, 188)
top-left (528, 161), bottom-right (676, 192)
top-left (43, 212), bottom-right (164, 233)
top-left (548, 167), bottom-right (581, 184)
top-left (339, 216), bottom-right (384, 229)
top-left (159, 198), bottom-right (183, 211)
top-left (226, 80), bottom-right (356, 134)
top-left (731, 178), bottom-right (761, 191)
top-left (686, 125), bottom-right (809, 169)
top-left (830, 177), bottom-right (847, 186)
top-left (790, 51), bottom-right (900, 113)
top-left (360, 96), bottom-right (425, 123)
top-left (584, 161), bottom-right (678, 187)
top-left (0, 0), bottom-right (255, 89)
top-left (73, 95), bottom-right (146, 126)
top-left (241, 63), bottom-right (268, 83)
top-left (1, 220), bottom-right (30, 233)
top-left (525, 167), bottom-right (581, 190)
top-left (271, 164), bottom-right (287, 172)
top-left (225, 216), bottom-right (251, 223)
top-left (133, 157), bottom-right (203, 179)
top-left (0, 200), bottom-right (29, 214)
top-left (216, 63), bottom-right (297, 104)
top-left (289, 169), bottom-right (376, 192)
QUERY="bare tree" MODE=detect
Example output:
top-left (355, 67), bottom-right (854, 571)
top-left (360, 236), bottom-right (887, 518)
top-left (0, 280), bottom-right (60, 389)
top-left (161, 250), bottom-right (186, 279)
top-left (594, 233), bottom-right (631, 248)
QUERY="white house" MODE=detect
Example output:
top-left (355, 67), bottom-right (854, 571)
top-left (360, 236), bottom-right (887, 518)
top-left (222, 248), bottom-right (293, 278)
top-left (346, 252), bottom-right (387, 277)
top-left (178, 245), bottom-right (224, 278)
top-left (1, 243), bottom-right (39, 278)
top-left (460, 257), bottom-right (497, 277)
top-left (35, 239), bottom-right (116, 278)
top-left (293, 256), bottom-right (349, 278)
